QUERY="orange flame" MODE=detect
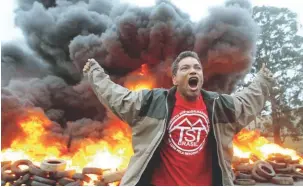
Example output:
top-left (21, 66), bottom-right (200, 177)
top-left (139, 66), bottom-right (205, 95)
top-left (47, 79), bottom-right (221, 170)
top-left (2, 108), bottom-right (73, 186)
top-left (233, 128), bottom-right (303, 164)
top-left (1, 65), bottom-right (154, 184)
top-left (1, 109), bottom-right (133, 185)
top-left (124, 64), bottom-right (154, 91)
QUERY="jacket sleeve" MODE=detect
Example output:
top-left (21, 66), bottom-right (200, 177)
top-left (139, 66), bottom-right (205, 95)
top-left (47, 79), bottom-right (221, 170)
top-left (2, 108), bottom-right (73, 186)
top-left (231, 72), bottom-right (273, 127)
top-left (85, 62), bottom-right (146, 126)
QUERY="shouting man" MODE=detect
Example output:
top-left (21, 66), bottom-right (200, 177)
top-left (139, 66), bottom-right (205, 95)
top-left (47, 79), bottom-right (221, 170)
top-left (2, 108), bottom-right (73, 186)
top-left (83, 51), bottom-right (273, 186)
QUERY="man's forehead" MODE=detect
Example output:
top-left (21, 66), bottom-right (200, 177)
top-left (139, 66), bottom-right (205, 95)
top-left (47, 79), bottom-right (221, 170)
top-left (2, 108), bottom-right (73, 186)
top-left (178, 57), bottom-right (201, 66)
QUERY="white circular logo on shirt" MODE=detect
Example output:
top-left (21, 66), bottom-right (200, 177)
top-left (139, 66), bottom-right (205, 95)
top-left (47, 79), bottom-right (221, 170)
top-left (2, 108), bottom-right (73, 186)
top-left (167, 110), bottom-right (209, 155)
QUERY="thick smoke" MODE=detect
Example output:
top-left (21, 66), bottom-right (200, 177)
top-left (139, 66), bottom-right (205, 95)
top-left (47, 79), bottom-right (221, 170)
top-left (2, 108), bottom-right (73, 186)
top-left (1, 42), bottom-right (51, 86)
top-left (1, 0), bottom-right (258, 148)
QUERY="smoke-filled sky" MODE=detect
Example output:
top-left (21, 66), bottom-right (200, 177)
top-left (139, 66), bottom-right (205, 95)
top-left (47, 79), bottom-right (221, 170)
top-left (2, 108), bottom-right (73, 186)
top-left (1, 0), bottom-right (303, 42)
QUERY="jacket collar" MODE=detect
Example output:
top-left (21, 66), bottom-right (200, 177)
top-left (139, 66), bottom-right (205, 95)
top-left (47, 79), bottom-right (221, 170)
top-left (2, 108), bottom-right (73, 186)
top-left (166, 86), bottom-right (218, 102)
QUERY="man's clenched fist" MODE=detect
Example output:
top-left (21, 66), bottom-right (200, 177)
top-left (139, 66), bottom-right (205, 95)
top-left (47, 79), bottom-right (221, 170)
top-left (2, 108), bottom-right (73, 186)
top-left (83, 58), bottom-right (99, 73)
top-left (259, 63), bottom-right (274, 82)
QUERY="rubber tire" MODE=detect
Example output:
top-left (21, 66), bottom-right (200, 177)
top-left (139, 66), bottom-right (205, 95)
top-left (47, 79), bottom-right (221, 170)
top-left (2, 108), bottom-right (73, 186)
top-left (29, 164), bottom-right (48, 177)
top-left (13, 173), bottom-right (31, 186)
top-left (32, 175), bottom-right (57, 185)
top-left (40, 159), bottom-right (66, 172)
top-left (234, 163), bottom-right (253, 173)
top-left (1, 161), bottom-right (12, 167)
top-left (11, 159), bottom-right (32, 175)
top-left (82, 167), bottom-right (103, 175)
top-left (275, 165), bottom-right (293, 174)
top-left (31, 180), bottom-right (51, 186)
top-left (292, 164), bottom-right (303, 176)
top-left (289, 159), bottom-right (300, 164)
top-left (256, 163), bottom-right (275, 179)
top-left (233, 157), bottom-right (250, 164)
top-left (1, 164), bottom-right (18, 181)
top-left (271, 175), bottom-right (294, 185)
top-left (72, 173), bottom-right (91, 182)
top-left (267, 160), bottom-right (287, 169)
top-left (249, 154), bottom-right (259, 162)
top-left (252, 163), bottom-right (268, 182)
top-left (52, 170), bottom-right (76, 179)
top-left (234, 179), bottom-right (256, 185)
top-left (268, 153), bottom-right (288, 162)
top-left (58, 177), bottom-right (75, 186)
top-left (235, 171), bottom-right (252, 180)
top-left (292, 174), bottom-right (303, 180)
top-left (65, 180), bottom-right (83, 186)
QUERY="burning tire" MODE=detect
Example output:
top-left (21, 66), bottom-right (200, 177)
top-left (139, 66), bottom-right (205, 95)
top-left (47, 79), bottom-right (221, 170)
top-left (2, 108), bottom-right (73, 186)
top-left (65, 180), bottom-right (83, 186)
top-left (53, 170), bottom-right (76, 179)
top-left (234, 179), bottom-right (256, 185)
top-left (29, 164), bottom-right (48, 177)
top-left (268, 153), bottom-right (288, 162)
top-left (267, 160), bottom-right (287, 169)
top-left (1, 164), bottom-right (18, 181)
top-left (13, 173), bottom-right (31, 186)
top-left (292, 174), bottom-right (303, 181)
top-left (234, 163), bottom-right (253, 173)
top-left (235, 171), bottom-right (252, 180)
top-left (1, 161), bottom-right (11, 167)
top-left (256, 162), bottom-right (275, 179)
top-left (100, 169), bottom-right (126, 183)
top-left (40, 159), bottom-right (66, 172)
top-left (252, 161), bottom-right (268, 182)
top-left (82, 167), bottom-right (103, 175)
top-left (292, 164), bottom-right (303, 176)
top-left (275, 165), bottom-right (293, 174)
top-left (11, 159), bottom-right (32, 175)
top-left (289, 159), bottom-right (300, 164)
top-left (32, 175), bottom-right (57, 185)
top-left (232, 157), bottom-right (250, 165)
top-left (249, 154), bottom-right (259, 162)
top-left (271, 175), bottom-right (294, 185)
top-left (58, 177), bottom-right (75, 186)
top-left (72, 173), bottom-right (91, 182)
top-left (31, 180), bottom-right (51, 186)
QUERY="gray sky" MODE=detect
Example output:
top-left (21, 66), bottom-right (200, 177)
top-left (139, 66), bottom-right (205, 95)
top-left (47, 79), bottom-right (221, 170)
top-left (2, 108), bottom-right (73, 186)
top-left (1, 0), bottom-right (303, 42)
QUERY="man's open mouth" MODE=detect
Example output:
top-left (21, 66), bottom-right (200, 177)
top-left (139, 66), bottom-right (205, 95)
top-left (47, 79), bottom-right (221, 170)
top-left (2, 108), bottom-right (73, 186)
top-left (188, 77), bottom-right (198, 89)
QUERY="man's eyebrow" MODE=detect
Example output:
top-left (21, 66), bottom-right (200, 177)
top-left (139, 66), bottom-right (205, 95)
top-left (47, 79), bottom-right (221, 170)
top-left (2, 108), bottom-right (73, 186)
top-left (180, 64), bottom-right (190, 68)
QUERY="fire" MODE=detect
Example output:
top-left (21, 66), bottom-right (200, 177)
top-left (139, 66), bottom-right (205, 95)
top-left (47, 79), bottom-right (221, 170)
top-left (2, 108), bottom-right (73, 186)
top-left (1, 65), bottom-right (155, 185)
top-left (233, 128), bottom-right (303, 164)
top-left (1, 108), bottom-right (133, 185)
top-left (124, 64), bottom-right (154, 91)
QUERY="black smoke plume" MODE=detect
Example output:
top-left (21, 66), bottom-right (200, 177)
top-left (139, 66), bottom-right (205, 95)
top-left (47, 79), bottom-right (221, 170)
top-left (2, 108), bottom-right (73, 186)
top-left (1, 0), bottom-right (258, 148)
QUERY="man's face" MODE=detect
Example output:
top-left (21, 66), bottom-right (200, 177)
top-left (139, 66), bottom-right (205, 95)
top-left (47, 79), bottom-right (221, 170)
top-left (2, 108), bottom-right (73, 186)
top-left (172, 57), bottom-right (203, 101)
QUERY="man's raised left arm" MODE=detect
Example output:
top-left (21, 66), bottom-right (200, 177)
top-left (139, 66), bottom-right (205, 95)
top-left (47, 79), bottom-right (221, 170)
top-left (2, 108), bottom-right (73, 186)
top-left (229, 64), bottom-right (274, 127)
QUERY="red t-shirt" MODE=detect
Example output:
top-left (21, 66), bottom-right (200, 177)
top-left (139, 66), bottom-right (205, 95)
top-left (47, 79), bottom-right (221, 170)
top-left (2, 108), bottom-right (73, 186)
top-left (152, 92), bottom-right (212, 186)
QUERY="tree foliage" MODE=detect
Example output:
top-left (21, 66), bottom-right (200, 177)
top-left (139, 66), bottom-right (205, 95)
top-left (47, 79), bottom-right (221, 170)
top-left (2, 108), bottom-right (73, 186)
top-left (252, 6), bottom-right (303, 144)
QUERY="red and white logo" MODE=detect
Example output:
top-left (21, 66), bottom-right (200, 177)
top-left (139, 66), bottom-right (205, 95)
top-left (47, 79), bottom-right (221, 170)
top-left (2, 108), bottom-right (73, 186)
top-left (167, 110), bottom-right (209, 155)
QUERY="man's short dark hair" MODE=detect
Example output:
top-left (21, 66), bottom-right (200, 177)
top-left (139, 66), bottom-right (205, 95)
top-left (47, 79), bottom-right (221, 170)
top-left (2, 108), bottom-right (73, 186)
top-left (171, 51), bottom-right (201, 76)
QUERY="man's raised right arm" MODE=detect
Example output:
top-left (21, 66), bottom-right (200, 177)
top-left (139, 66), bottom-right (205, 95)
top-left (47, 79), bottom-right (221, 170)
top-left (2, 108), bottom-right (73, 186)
top-left (83, 59), bottom-right (146, 125)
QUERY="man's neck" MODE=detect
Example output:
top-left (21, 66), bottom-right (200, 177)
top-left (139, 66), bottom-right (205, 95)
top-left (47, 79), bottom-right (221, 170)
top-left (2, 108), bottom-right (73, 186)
top-left (176, 90), bottom-right (200, 102)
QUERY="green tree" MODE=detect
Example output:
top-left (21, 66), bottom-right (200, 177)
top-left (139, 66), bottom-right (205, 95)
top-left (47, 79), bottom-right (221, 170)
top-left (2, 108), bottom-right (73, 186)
top-left (252, 6), bottom-right (303, 145)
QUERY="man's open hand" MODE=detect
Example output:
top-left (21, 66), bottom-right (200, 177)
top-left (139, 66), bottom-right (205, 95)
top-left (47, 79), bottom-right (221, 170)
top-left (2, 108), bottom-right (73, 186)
top-left (83, 58), bottom-right (100, 73)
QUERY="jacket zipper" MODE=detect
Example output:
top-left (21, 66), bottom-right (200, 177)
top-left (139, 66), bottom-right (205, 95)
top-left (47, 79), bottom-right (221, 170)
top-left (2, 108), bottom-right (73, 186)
top-left (211, 96), bottom-right (225, 184)
top-left (135, 96), bottom-right (168, 184)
